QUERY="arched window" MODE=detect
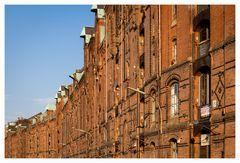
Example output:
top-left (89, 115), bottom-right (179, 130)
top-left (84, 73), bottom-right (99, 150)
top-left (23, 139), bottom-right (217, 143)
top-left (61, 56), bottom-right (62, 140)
top-left (150, 141), bottom-right (156, 158)
top-left (170, 83), bottom-right (179, 117)
top-left (170, 139), bottom-right (178, 158)
top-left (150, 90), bottom-right (156, 127)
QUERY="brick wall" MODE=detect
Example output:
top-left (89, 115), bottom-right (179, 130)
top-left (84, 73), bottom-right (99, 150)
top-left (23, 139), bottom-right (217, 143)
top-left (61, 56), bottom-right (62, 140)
top-left (5, 5), bottom-right (235, 158)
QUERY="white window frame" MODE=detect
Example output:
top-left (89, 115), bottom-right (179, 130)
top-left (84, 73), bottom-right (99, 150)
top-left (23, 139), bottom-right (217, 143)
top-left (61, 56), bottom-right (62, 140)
top-left (171, 83), bottom-right (179, 117)
top-left (199, 27), bottom-right (209, 44)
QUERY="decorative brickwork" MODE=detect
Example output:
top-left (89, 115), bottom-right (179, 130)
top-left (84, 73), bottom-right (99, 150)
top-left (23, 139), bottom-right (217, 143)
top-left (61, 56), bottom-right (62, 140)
top-left (5, 5), bottom-right (235, 158)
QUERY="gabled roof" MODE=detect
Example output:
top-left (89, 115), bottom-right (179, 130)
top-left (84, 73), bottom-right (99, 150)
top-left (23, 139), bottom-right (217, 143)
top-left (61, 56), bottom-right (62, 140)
top-left (28, 112), bottom-right (42, 120)
top-left (80, 26), bottom-right (95, 44)
top-left (91, 5), bottom-right (104, 12)
top-left (91, 5), bottom-right (97, 12)
top-left (80, 26), bottom-right (95, 38)
top-left (45, 104), bottom-right (56, 111)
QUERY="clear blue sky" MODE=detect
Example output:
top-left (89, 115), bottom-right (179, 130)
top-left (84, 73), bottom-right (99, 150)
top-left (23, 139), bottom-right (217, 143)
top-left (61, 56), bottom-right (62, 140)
top-left (5, 5), bottom-right (94, 123)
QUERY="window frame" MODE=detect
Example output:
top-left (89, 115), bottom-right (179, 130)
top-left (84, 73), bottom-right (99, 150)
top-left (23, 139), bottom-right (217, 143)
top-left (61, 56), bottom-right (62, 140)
top-left (170, 83), bottom-right (179, 117)
top-left (172, 39), bottom-right (177, 65)
top-left (199, 27), bottom-right (210, 44)
top-left (126, 60), bottom-right (130, 79)
top-left (170, 139), bottom-right (178, 158)
top-left (197, 5), bottom-right (210, 14)
top-left (199, 72), bottom-right (210, 107)
top-left (150, 91), bottom-right (156, 127)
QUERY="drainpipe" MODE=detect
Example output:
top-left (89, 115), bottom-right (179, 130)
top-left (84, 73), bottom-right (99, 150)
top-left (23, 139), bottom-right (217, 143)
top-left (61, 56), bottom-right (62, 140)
top-left (104, 11), bottom-right (109, 158)
top-left (120, 4), bottom-right (123, 157)
top-left (223, 5), bottom-right (226, 158)
top-left (137, 6), bottom-right (140, 158)
top-left (121, 5), bottom-right (123, 108)
top-left (105, 12), bottom-right (108, 124)
top-left (189, 5), bottom-right (194, 158)
top-left (158, 4), bottom-right (163, 158)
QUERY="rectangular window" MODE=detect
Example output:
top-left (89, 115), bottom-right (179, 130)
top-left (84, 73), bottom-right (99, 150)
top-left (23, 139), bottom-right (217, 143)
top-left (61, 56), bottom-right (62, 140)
top-left (198, 27), bottom-right (210, 57)
top-left (199, 73), bottom-right (210, 106)
top-left (150, 94), bottom-right (156, 127)
top-left (140, 54), bottom-right (145, 69)
top-left (172, 40), bottom-right (177, 65)
top-left (197, 5), bottom-right (210, 14)
top-left (126, 61), bottom-right (130, 79)
top-left (115, 106), bottom-right (119, 117)
top-left (151, 99), bottom-right (156, 124)
top-left (103, 128), bottom-right (107, 142)
top-left (171, 83), bottom-right (179, 117)
top-left (151, 54), bottom-right (156, 75)
top-left (171, 140), bottom-right (178, 158)
top-left (139, 35), bottom-right (144, 62)
top-left (140, 22), bottom-right (144, 36)
top-left (200, 28), bottom-right (209, 43)
top-left (200, 145), bottom-right (210, 158)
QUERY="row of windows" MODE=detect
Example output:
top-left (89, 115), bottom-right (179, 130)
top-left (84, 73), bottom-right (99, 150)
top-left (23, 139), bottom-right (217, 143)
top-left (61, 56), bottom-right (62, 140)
top-left (108, 72), bottom-right (210, 125)
top-left (100, 6), bottom-right (210, 158)
top-left (104, 5), bottom-right (209, 78)
top-left (171, 27), bottom-right (209, 66)
top-left (149, 72), bottom-right (210, 123)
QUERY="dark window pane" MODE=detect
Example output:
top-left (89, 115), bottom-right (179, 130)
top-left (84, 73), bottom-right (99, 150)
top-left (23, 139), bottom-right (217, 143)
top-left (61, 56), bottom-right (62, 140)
top-left (200, 29), bottom-right (207, 42)
top-left (200, 145), bottom-right (210, 158)
top-left (197, 5), bottom-right (210, 13)
top-left (140, 54), bottom-right (145, 69)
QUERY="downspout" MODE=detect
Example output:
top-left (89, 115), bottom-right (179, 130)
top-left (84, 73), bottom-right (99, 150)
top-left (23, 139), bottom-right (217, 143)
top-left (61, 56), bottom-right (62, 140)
top-left (189, 5), bottom-right (194, 158)
top-left (103, 10), bottom-right (108, 158)
top-left (150, 6), bottom-right (152, 76)
top-left (137, 6), bottom-right (140, 158)
top-left (119, 5), bottom-right (123, 156)
top-left (120, 5), bottom-right (123, 109)
top-left (158, 4), bottom-right (162, 158)
top-left (223, 5), bottom-right (226, 158)
top-left (105, 12), bottom-right (108, 124)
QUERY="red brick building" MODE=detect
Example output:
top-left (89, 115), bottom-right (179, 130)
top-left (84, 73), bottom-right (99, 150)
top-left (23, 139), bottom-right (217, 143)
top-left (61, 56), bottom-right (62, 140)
top-left (5, 5), bottom-right (235, 158)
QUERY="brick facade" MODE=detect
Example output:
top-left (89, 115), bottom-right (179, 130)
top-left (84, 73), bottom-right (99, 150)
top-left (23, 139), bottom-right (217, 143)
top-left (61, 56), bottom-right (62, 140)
top-left (5, 5), bottom-right (235, 158)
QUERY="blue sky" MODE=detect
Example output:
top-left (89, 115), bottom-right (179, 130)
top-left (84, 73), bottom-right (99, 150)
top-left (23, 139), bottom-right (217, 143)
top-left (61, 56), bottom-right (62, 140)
top-left (5, 5), bottom-right (94, 123)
